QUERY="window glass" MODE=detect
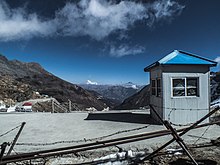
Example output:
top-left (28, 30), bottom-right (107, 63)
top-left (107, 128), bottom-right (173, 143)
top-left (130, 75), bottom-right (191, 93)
top-left (187, 78), bottom-right (198, 96)
top-left (157, 79), bottom-right (162, 97)
top-left (151, 80), bottom-right (156, 95)
top-left (173, 79), bottom-right (185, 96)
top-left (172, 78), bottom-right (199, 97)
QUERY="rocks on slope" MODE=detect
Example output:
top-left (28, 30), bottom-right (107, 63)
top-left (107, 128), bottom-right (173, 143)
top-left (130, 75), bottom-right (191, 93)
top-left (114, 85), bottom-right (150, 110)
top-left (0, 54), bottom-right (108, 110)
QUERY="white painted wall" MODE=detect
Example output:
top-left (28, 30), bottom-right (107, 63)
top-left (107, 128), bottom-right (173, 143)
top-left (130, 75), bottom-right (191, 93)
top-left (163, 65), bottom-right (210, 124)
top-left (149, 65), bottom-right (210, 124)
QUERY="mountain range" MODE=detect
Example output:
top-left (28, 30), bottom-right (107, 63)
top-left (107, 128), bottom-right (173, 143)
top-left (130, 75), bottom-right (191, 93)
top-left (79, 82), bottom-right (144, 105)
top-left (0, 54), bottom-right (109, 110)
top-left (0, 54), bottom-right (149, 111)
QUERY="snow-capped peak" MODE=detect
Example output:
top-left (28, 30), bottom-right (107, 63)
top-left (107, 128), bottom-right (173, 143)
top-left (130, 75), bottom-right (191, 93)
top-left (86, 80), bottom-right (98, 85)
top-left (123, 82), bottom-right (138, 89)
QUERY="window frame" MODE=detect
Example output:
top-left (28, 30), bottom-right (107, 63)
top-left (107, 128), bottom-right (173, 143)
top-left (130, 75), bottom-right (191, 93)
top-left (171, 77), bottom-right (199, 98)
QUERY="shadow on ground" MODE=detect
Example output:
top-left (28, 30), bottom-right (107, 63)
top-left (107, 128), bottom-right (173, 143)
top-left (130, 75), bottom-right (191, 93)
top-left (169, 158), bottom-right (217, 165)
top-left (85, 112), bottom-right (159, 124)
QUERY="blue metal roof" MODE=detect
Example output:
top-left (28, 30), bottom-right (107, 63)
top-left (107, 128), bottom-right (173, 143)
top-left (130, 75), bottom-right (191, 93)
top-left (144, 50), bottom-right (217, 72)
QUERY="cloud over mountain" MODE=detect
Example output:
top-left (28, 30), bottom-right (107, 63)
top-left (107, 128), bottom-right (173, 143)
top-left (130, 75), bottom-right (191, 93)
top-left (0, 0), bottom-right (184, 42)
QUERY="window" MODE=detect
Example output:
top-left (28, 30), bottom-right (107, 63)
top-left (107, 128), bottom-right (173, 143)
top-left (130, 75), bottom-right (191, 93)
top-left (151, 80), bottom-right (156, 95)
top-left (151, 78), bottom-right (162, 97)
top-left (157, 78), bottom-right (162, 97)
top-left (172, 77), bottom-right (199, 97)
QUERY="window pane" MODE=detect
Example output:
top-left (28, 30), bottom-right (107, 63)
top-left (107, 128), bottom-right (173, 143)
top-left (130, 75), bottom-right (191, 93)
top-left (187, 78), bottom-right (198, 96)
top-left (151, 80), bottom-right (156, 95)
top-left (152, 80), bottom-right (155, 87)
top-left (173, 79), bottom-right (185, 88)
top-left (173, 79), bottom-right (185, 96)
top-left (157, 79), bottom-right (161, 97)
top-left (187, 78), bottom-right (197, 88)
top-left (173, 88), bottom-right (185, 96)
top-left (152, 88), bottom-right (156, 95)
top-left (187, 88), bottom-right (197, 96)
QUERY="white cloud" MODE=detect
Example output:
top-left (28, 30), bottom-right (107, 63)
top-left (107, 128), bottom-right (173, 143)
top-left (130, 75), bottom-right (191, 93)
top-left (55, 0), bottom-right (147, 40)
top-left (0, 0), bottom-right (184, 42)
top-left (55, 0), bottom-right (184, 40)
top-left (215, 57), bottom-right (220, 64)
top-left (86, 80), bottom-right (98, 85)
top-left (110, 44), bottom-right (145, 57)
top-left (152, 0), bottom-right (184, 19)
top-left (0, 1), bottom-right (56, 41)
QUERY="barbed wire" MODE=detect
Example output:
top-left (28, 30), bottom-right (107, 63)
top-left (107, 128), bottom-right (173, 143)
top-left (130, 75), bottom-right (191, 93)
top-left (151, 104), bottom-right (220, 126)
top-left (166, 108), bottom-right (194, 126)
top-left (16, 125), bottom-right (150, 146)
top-left (12, 148), bottom-right (19, 155)
top-left (187, 134), bottom-right (209, 140)
top-left (151, 104), bottom-right (209, 111)
top-left (151, 104), bottom-right (207, 127)
top-left (0, 123), bottom-right (22, 138)
top-left (193, 125), bottom-right (211, 144)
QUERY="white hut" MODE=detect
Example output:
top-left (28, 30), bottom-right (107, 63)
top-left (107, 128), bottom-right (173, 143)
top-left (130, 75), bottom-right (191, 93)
top-left (144, 50), bottom-right (217, 124)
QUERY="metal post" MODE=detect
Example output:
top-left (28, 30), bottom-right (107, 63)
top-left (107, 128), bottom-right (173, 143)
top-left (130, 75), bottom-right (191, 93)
top-left (142, 105), bottom-right (220, 161)
top-left (7, 122), bottom-right (26, 156)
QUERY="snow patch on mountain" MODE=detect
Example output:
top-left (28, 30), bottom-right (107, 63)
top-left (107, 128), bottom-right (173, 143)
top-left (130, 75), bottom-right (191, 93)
top-left (122, 82), bottom-right (138, 89)
top-left (86, 80), bottom-right (98, 85)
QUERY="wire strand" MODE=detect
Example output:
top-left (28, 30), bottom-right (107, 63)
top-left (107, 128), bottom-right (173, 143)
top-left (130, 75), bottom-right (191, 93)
top-left (0, 124), bottom-right (22, 138)
top-left (16, 125), bottom-right (150, 146)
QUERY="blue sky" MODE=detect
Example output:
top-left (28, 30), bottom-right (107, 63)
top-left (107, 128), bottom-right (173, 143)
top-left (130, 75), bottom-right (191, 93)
top-left (0, 0), bottom-right (220, 85)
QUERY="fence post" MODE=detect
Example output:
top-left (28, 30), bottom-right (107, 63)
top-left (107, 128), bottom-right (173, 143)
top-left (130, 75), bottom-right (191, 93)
top-left (7, 122), bottom-right (26, 156)
top-left (0, 142), bottom-right (9, 161)
top-left (68, 99), bottom-right (71, 112)
top-left (52, 99), bottom-right (54, 113)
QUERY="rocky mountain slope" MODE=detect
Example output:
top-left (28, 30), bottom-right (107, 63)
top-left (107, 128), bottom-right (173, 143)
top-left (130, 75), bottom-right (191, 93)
top-left (0, 54), bottom-right (108, 110)
top-left (211, 72), bottom-right (220, 102)
top-left (114, 85), bottom-right (150, 110)
top-left (79, 83), bottom-right (144, 104)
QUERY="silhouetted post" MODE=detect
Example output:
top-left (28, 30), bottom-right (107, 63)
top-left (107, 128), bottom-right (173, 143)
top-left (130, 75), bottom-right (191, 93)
top-left (0, 142), bottom-right (9, 161)
top-left (7, 122), bottom-right (26, 156)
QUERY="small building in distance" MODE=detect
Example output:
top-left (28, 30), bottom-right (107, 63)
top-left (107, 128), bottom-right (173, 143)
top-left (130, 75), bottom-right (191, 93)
top-left (144, 50), bottom-right (217, 124)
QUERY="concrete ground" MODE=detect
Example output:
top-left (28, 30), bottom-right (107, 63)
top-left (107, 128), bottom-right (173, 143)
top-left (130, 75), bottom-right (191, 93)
top-left (0, 111), bottom-right (219, 164)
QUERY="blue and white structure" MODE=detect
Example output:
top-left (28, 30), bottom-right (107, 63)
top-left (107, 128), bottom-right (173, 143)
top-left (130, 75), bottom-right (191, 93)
top-left (144, 50), bottom-right (217, 124)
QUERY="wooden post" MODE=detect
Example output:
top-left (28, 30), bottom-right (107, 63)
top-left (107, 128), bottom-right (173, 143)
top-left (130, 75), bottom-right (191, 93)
top-left (164, 121), bottom-right (198, 165)
top-left (142, 105), bottom-right (219, 162)
top-left (0, 142), bottom-right (9, 161)
top-left (7, 122), bottom-right (26, 156)
top-left (68, 99), bottom-right (71, 112)
top-left (145, 105), bottom-right (199, 164)
top-left (52, 99), bottom-right (54, 113)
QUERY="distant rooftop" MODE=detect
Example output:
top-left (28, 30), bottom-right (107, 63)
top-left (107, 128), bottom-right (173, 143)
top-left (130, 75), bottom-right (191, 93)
top-left (144, 50), bottom-right (217, 72)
